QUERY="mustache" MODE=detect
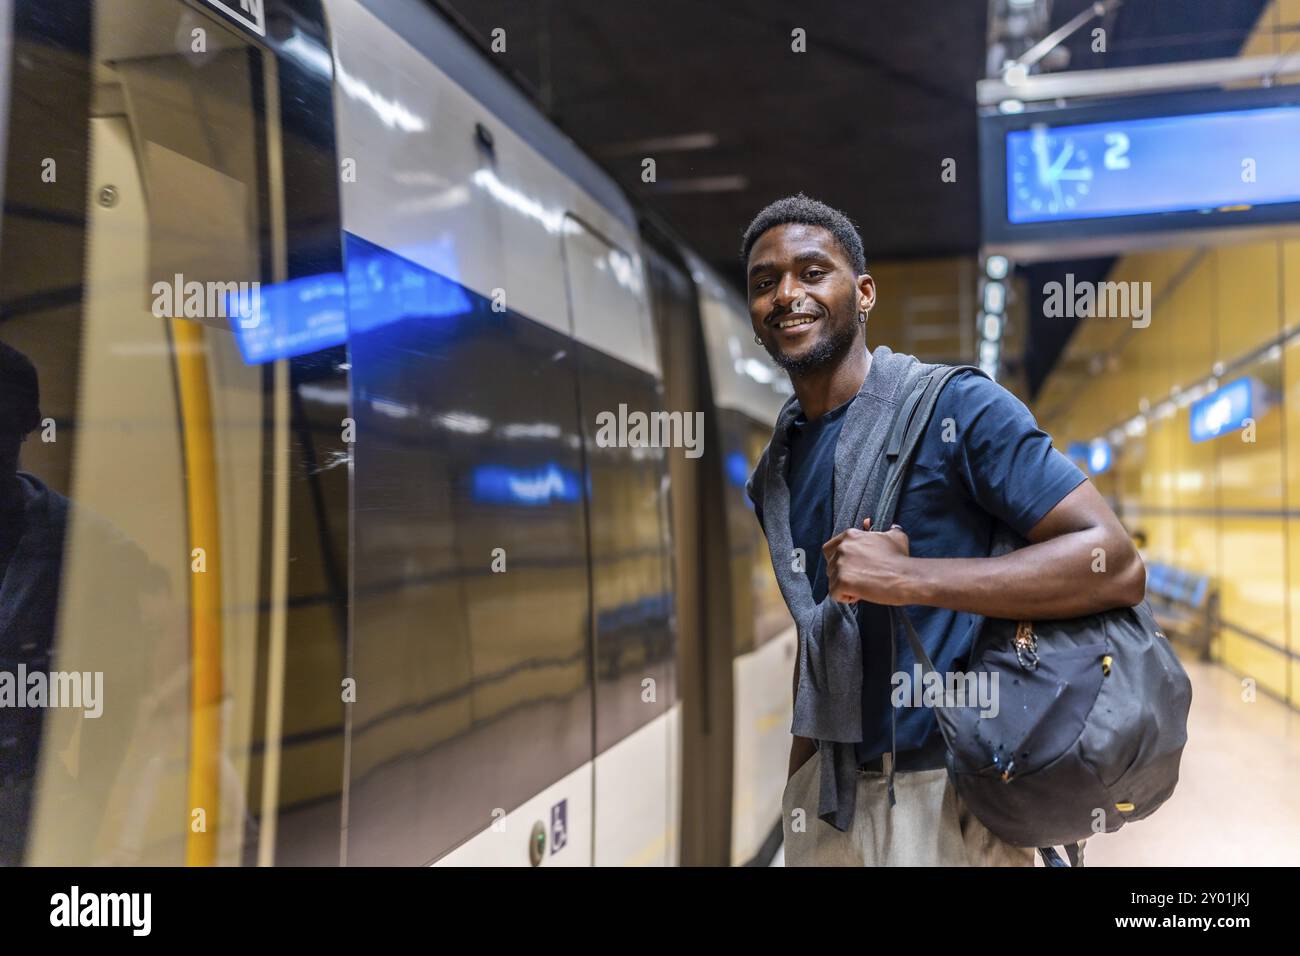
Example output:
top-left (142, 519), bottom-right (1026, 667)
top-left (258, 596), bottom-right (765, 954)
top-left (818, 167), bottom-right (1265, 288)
top-left (766, 295), bottom-right (826, 326)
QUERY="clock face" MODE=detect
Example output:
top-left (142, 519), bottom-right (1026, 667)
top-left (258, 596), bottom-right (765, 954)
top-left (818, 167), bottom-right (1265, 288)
top-left (1012, 130), bottom-right (1094, 216)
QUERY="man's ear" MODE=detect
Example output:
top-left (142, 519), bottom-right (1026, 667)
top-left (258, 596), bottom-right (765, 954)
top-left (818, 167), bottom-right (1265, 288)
top-left (857, 273), bottom-right (877, 315)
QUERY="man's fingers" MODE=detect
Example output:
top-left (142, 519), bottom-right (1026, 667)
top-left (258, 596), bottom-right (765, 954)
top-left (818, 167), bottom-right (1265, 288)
top-left (862, 517), bottom-right (872, 530)
top-left (822, 529), bottom-right (847, 556)
top-left (885, 524), bottom-right (911, 556)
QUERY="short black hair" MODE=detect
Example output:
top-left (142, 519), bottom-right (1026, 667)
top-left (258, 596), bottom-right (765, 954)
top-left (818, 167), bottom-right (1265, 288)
top-left (0, 340), bottom-right (41, 436)
top-left (740, 193), bottom-right (867, 274)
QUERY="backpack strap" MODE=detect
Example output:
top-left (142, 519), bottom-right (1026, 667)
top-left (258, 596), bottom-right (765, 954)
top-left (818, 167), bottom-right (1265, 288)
top-left (874, 365), bottom-right (983, 806)
top-left (877, 364), bottom-right (987, 683)
top-left (875, 366), bottom-right (1088, 869)
top-left (875, 365), bottom-right (984, 531)
top-left (1038, 843), bottom-right (1086, 867)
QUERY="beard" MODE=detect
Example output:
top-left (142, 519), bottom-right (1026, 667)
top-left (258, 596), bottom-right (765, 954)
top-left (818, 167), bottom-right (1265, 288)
top-left (764, 314), bottom-right (861, 377)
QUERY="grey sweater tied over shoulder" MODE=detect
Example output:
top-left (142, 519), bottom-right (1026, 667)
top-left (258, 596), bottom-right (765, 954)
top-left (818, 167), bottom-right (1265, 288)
top-left (746, 345), bottom-right (938, 832)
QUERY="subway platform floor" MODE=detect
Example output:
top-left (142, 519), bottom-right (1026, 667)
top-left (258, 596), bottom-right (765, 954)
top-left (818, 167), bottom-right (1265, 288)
top-left (771, 656), bottom-right (1300, 867)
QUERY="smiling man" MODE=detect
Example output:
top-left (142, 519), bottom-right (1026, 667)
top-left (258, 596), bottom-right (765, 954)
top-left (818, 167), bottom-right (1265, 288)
top-left (742, 194), bottom-right (1144, 867)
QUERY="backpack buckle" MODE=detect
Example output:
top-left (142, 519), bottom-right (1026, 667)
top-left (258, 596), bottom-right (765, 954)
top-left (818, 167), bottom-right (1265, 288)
top-left (1014, 621), bottom-right (1039, 670)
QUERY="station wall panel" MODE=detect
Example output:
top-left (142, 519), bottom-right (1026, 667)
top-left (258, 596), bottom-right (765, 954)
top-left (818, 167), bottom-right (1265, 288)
top-left (1035, 237), bottom-right (1298, 709)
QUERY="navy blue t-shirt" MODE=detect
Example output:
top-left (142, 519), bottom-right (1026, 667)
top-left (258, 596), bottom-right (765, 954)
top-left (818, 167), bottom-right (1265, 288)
top-left (784, 370), bottom-right (1086, 763)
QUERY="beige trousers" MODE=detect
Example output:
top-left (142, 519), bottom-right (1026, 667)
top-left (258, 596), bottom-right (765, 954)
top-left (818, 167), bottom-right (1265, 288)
top-left (781, 748), bottom-right (1036, 867)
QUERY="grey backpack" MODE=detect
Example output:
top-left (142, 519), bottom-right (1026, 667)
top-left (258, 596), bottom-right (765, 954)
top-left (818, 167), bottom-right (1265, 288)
top-left (876, 366), bottom-right (1193, 867)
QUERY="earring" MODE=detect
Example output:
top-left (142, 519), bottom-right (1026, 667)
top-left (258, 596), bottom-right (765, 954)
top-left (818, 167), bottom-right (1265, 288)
top-left (754, 333), bottom-right (762, 345)
top-left (858, 312), bottom-right (866, 324)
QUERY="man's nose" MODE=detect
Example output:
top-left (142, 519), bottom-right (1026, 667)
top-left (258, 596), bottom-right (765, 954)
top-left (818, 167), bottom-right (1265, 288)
top-left (774, 274), bottom-right (806, 308)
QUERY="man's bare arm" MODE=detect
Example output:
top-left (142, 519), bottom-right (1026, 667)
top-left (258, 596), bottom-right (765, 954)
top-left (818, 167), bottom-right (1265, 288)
top-left (824, 480), bottom-right (1145, 620)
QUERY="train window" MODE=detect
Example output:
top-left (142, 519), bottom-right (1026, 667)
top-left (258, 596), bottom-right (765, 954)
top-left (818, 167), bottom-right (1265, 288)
top-left (343, 234), bottom-right (596, 864)
top-left (560, 217), bottom-right (675, 863)
top-left (564, 222), bottom-right (674, 702)
top-left (563, 216), bottom-right (659, 377)
top-left (0, 0), bottom-right (345, 865)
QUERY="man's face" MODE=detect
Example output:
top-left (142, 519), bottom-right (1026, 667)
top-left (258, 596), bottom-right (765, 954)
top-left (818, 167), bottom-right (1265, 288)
top-left (746, 223), bottom-right (873, 377)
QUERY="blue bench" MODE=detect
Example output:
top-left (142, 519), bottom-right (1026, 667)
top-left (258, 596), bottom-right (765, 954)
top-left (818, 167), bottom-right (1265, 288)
top-left (1144, 561), bottom-right (1217, 661)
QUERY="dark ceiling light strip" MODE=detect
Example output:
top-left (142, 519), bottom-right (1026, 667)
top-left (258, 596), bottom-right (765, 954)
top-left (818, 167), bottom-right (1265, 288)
top-left (423, 0), bottom-right (547, 108)
top-left (595, 132), bottom-right (720, 158)
top-left (647, 175), bottom-right (749, 195)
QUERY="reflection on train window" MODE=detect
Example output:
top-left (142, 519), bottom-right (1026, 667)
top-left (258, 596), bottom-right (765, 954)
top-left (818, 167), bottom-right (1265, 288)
top-left (344, 235), bottom-right (597, 863)
top-left (723, 414), bottom-right (787, 653)
top-left (563, 219), bottom-right (674, 754)
top-left (0, 0), bottom-right (345, 865)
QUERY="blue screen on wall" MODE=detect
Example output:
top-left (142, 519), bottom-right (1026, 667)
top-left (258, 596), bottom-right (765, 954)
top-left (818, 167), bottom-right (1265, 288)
top-left (1190, 377), bottom-right (1254, 443)
top-left (1006, 106), bottom-right (1300, 224)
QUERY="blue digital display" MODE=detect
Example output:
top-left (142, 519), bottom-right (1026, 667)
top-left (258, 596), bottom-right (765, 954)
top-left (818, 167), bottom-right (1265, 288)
top-left (233, 234), bottom-right (475, 364)
top-left (232, 272), bottom-right (348, 364)
top-left (1086, 439), bottom-right (1112, 476)
top-left (725, 450), bottom-right (750, 489)
top-left (343, 234), bottom-right (473, 336)
top-left (1006, 106), bottom-right (1300, 224)
top-left (471, 462), bottom-right (583, 506)
top-left (1190, 377), bottom-right (1253, 443)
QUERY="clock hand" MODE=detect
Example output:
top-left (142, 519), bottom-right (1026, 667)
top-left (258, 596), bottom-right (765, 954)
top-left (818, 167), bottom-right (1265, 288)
top-left (1031, 127), bottom-right (1050, 185)
top-left (1048, 141), bottom-right (1075, 179)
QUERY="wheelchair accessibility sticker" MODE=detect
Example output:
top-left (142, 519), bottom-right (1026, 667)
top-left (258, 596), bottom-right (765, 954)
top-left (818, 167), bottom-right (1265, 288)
top-left (550, 799), bottom-right (568, 855)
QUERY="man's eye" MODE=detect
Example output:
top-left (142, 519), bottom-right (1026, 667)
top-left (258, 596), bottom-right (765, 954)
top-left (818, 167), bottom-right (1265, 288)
top-left (805, 269), bottom-right (825, 279)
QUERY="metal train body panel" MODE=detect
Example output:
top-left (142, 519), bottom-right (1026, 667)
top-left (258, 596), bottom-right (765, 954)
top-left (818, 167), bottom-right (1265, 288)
top-left (325, 0), bottom-right (789, 866)
top-left (688, 250), bottom-right (792, 423)
top-left (328, 0), bottom-right (656, 377)
top-left (730, 626), bottom-right (796, 865)
top-left (678, 253), bottom-right (795, 864)
top-left (326, 0), bottom-right (676, 865)
top-left (0, 0), bottom-right (791, 866)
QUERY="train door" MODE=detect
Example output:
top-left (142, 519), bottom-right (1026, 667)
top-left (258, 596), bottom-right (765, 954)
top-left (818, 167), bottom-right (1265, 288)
top-left (329, 0), bottom-right (612, 866)
top-left (561, 215), bottom-right (678, 866)
top-left (640, 226), bottom-right (736, 866)
top-left (0, 0), bottom-right (347, 865)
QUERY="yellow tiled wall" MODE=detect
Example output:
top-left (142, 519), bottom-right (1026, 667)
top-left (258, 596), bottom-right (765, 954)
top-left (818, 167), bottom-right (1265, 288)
top-left (1032, 0), bottom-right (1300, 708)
top-left (1034, 237), bottom-right (1300, 707)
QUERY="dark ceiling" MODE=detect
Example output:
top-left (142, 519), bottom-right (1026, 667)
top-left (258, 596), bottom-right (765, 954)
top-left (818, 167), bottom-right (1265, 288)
top-left (434, 0), bottom-right (1273, 291)
top-left (435, 0), bottom-right (987, 282)
top-left (1049, 0), bottom-right (1270, 70)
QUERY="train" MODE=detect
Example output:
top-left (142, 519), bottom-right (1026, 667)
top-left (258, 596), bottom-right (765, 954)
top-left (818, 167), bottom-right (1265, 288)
top-left (0, 0), bottom-right (798, 865)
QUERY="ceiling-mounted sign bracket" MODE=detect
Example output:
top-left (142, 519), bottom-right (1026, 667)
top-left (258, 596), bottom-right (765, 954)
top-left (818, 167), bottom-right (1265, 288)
top-left (197, 0), bottom-right (267, 37)
top-left (978, 50), bottom-right (1300, 108)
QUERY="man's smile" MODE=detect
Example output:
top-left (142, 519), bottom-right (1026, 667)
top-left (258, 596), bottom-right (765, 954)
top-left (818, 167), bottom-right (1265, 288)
top-left (770, 311), bottom-right (822, 338)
